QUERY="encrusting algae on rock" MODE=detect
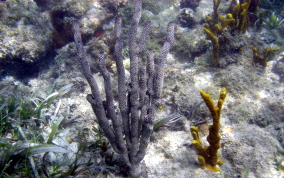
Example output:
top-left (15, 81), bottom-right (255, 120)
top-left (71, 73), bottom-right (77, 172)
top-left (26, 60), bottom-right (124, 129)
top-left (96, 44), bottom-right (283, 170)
top-left (191, 88), bottom-right (227, 172)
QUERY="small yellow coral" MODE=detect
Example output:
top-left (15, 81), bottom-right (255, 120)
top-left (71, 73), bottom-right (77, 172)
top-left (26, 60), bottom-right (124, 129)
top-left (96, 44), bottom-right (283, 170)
top-left (204, 28), bottom-right (219, 66)
top-left (191, 88), bottom-right (227, 172)
top-left (239, 9), bottom-right (248, 32)
top-left (219, 15), bottom-right (235, 30)
top-left (252, 46), bottom-right (279, 67)
top-left (206, 15), bottom-right (212, 22)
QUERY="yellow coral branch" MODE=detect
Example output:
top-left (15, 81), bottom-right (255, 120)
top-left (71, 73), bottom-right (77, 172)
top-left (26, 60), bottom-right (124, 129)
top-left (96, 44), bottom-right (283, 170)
top-left (204, 28), bottom-right (219, 66)
top-left (252, 46), bottom-right (279, 67)
top-left (191, 88), bottom-right (227, 172)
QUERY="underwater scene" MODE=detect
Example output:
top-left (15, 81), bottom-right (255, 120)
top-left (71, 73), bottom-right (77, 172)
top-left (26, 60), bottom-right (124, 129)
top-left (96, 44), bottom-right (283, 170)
top-left (0, 0), bottom-right (284, 177)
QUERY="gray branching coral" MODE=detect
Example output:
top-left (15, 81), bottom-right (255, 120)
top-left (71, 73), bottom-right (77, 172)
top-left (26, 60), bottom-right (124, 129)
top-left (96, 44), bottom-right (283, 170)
top-left (72, 0), bottom-right (175, 177)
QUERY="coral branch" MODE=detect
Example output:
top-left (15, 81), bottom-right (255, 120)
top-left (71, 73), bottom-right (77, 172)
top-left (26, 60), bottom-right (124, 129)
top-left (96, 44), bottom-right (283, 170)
top-left (73, 0), bottom-right (175, 177)
top-left (191, 88), bottom-right (227, 172)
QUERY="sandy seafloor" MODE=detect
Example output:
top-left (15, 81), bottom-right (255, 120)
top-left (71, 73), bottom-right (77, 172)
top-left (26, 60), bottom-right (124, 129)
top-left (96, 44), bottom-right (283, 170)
top-left (0, 0), bottom-right (284, 177)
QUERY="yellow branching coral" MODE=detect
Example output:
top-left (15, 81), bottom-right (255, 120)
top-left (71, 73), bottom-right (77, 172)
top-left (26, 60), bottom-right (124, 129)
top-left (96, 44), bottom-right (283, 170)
top-left (204, 1), bottom-right (242, 66)
top-left (204, 28), bottom-right (219, 66)
top-left (252, 46), bottom-right (279, 67)
top-left (204, 0), bottom-right (258, 66)
top-left (219, 15), bottom-right (235, 31)
top-left (239, 9), bottom-right (248, 32)
top-left (212, 0), bottom-right (221, 23)
top-left (191, 88), bottom-right (227, 172)
top-left (232, 0), bottom-right (251, 32)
